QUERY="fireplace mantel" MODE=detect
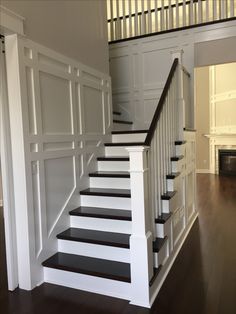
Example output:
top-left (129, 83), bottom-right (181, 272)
top-left (204, 134), bottom-right (236, 174)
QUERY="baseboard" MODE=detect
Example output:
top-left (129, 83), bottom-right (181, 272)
top-left (196, 169), bottom-right (210, 174)
top-left (149, 212), bottom-right (198, 307)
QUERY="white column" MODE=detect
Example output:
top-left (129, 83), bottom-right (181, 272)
top-left (171, 49), bottom-right (185, 140)
top-left (127, 146), bottom-right (154, 308)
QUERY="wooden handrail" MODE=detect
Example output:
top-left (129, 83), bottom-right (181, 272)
top-left (145, 58), bottom-right (179, 146)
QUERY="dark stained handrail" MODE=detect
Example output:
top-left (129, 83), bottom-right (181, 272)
top-left (144, 58), bottom-right (179, 146)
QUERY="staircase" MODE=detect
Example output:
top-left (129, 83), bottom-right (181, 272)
top-left (42, 58), bottom-right (197, 308)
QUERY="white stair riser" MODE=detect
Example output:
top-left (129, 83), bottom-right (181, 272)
top-left (162, 193), bottom-right (178, 213)
top-left (175, 144), bottom-right (186, 156)
top-left (154, 240), bottom-right (169, 268)
top-left (171, 159), bottom-right (184, 173)
top-left (156, 220), bottom-right (172, 238)
top-left (167, 179), bottom-right (174, 192)
top-left (70, 216), bottom-right (131, 234)
top-left (90, 177), bottom-right (130, 189)
top-left (44, 268), bottom-right (131, 301)
top-left (58, 239), bottom-right (130, 263)
top-left (105, 146), bottom-right (129, 156)
top-left (81, 195), bottom-right (131, 210)
top-left (98, 160), bottom-right (130, 171)
top-left (167, 176), bottom-right (179, 192)
top-left (113, 122), bottom-right (132, 131)
top-left (112, 133), bottom-right (146, 143)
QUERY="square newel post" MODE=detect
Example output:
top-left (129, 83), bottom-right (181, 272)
top-left (126, 146), bottom-right (154, 308)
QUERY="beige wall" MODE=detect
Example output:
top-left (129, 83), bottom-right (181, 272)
top-left (2, 0), bottom-right (109, 74)
top-left (195, 67), bottom-right (210, 170)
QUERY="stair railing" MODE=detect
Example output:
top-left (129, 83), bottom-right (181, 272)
top-left (107, 0), bottom-right (236, 42)
top-left (145, 58), bottom-right (179, 218)
top-left (127, 57), bottom-right (190, 307)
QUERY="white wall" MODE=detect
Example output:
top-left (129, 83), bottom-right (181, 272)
top-left (2, 0), bottom-right (109, 74)
top-left (5, 35), bottom-right (112, 290)
top-left (109, 20), bottom-right (236, 129)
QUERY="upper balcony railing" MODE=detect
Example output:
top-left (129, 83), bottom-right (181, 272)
top-left (107, 0), bottom-right (236, 42)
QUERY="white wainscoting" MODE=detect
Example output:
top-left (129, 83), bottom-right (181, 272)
top-left (109, 20), bottom-right (236, 129)
top-left (5, 34), bottom-right (112, 290)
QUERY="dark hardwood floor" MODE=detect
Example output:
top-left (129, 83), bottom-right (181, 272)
top-left (0, 174), bottom-right (236, 314)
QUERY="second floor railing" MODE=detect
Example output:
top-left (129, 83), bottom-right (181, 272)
top-left (107, 0), bottom-right (236, 42)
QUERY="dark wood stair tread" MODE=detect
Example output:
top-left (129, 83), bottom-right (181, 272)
top-left (113, 111), bottom-right (121, 115)
top-left (153, 236), bottom-right (168, 253)
top-left (155, 213), bottom-right (172, 224)
top-left (97, 156), bottom-right (129, 161)
top-left (42, 253), bottom-right (131, 283)
top-left (166, 172), bottom-right (180, 179)
top-left (175, 140), bottom-right (187, 145)
top-left (171, 155), bottom-right (184, 161)
top-left (89, 171), bottom-right (130, 178)
top-left (161, 191), bottom-right (177, 200)
top-left (149, 265), bottom-right (162, 286)
top-left (57, 228), bottom-right (130, 248)
top-left (112, 130), bottom-right (148, 134)
top-left (105, 142), bottom-right (144, 146)
top-left (113, 119), bottom-right (133, 125)
top-left (69, 206), bottom-right (132, 221)
top-left (80, 188), bottom-right (131, 198)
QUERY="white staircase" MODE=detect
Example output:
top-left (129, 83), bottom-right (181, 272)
top-left (42, 59), bottom-right (197, 308)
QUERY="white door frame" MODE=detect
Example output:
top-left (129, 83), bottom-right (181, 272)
top-left (0, 5), bottom-right (25, 290)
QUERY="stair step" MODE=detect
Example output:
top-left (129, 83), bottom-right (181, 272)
top-left (112, 130), bottom-right (148, 135)
top-left (166, 172), bottom-right (180, 179)
top-left (89, 171), bottom-right (130, 178)
top-left (69, 207), bottom-right (132, 221)
top-left (42, 252), bottom-right (131, 283)
top-left (175, 140), bottom-right (187, 145)
top-left (97, 156), bottom-right (129, 161)
top-left (104, 142), bottom-right (144, 147)
top-left (161, 191), bottom-right (177, 200)
top-left (149, 266), bottom-right (162, 287)
top-left (155, 213), bottom-right (172, 224)
top-left (113, 111), bottom-right (121, 115)
top-left (80, 188), bottom-right (131, 198)
top-left (113, 119), bottom-right (133, 125)
top-left (171, 155), bottom-right (184, 161)
top-left (153, 236), bottom-right (168, 253)
top-left (57, 228), bottom-right (130, 249)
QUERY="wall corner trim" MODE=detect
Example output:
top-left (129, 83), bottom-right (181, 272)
top-left (0, 5), bottom-right (25, 36)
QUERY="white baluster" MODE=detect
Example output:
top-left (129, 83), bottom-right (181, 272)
top-left (161, 0), bottom-right (164, 30)
top-left (110, 0), bottom-right (114, 41)
top-left (134, 0), bottom-right (139, 36)
top-left (213, 0), bottom-right (217, 20)
top-left (183, 0), bottom-right (187, 26)
top-left (128, 0), bottom-right (132, 37)
top-left (189, 0), bottom-right (194, 25)
top-left (115, 0), bottom-right (121, 40)
top-left (147, 0), bottom-right (152, 33)
top-left (122, 0), bottom-right (127, 39)
top-left (230, 0), bottom-right (235, 18)
top-left (206, 0), bottom-right (210, 22)
top-left (198, 0), bottom-right (203, 23)
top-left (141, 0), bottom-right (146, 35)
top-left (176, 0), bottom-right (179, 28)
top-left (155, 0), bottom-right (158, 32)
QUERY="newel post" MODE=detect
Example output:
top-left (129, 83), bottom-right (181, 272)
top-left (171, 49), bottom-right (185, 140)
top-left (127, 146), bottom-right (154, 308)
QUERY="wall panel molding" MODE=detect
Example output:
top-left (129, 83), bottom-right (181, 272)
top-left (5, 35), bottom-right (112, 289)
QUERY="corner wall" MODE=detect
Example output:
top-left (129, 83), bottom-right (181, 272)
top-left (1, 0), bottom-right (109, 74)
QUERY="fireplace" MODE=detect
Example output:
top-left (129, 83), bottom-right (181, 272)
top-left (219, 150), bottom-right (236, 176)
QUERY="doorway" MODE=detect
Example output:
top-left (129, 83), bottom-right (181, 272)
top-left (195, 62), bottom-right (236, 175)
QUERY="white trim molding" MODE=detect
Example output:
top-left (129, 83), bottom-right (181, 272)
top-left (0, 5), bottom-right (25, 36)
top-left (196, 169), bottom-right (210, 174)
